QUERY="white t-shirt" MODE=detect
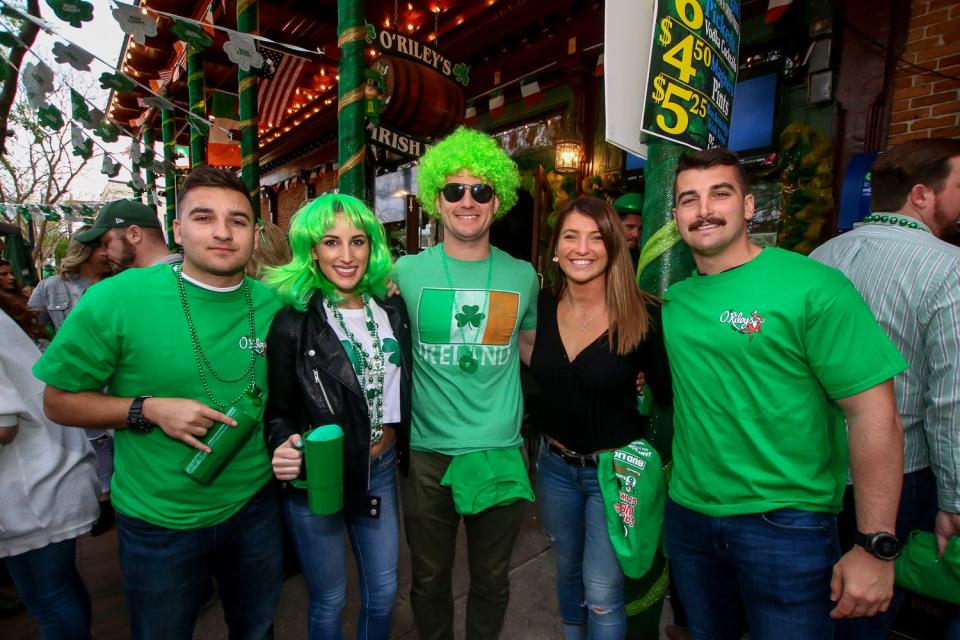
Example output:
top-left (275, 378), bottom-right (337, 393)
top-left (323, 300), bottom-right (401, 424)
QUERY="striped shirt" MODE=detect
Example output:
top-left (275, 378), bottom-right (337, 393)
top-left (811, 215), bottom-right (960, 511)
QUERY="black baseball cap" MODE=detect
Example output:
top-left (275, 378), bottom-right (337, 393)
top-left (75, 200), bottom-right (161, 244)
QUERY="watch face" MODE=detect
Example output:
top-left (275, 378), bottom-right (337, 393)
top-left (874, 534), bottom-right (900, 559)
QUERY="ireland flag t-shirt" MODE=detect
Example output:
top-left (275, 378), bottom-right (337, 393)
top-left (394, 245), bottom-right (539, 455)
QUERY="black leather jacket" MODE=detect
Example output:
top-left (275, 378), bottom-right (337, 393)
top-left (264, 294), bottom-right (411, 517)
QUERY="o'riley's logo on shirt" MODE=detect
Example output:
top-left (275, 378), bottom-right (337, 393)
top-left (719, 308), bottom-right (766, 341)
top-left (239, 335), bottom-right (266, 355)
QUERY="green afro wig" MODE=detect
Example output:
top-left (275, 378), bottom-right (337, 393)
top-left (417, 127), bottom-right (519, 219)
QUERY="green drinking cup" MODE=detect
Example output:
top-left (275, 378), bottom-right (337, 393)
top-left (291, 424), bottom-right (344, 516)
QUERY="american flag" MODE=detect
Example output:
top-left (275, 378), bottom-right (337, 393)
top-left (257, 48), bottom-right (306, 128)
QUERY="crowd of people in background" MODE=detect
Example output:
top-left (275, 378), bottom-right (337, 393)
top-left (0, 128), bottom-right (958, 640)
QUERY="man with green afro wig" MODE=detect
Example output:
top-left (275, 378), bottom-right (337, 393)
top-left (394, 126), bottom-right (539, 639)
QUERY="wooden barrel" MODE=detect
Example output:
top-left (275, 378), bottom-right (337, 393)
top-left (378, 56), bottom-right (465, 138)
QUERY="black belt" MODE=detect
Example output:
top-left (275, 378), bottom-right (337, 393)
top-left (547, 440), bottom-right (599, 467)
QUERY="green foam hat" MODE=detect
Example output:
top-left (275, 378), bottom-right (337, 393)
top-left (614, 192), bottom-right (644, 217)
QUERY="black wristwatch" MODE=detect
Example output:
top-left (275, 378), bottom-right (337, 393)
top-left (127, 396), bottom-right (155, 434)
top-left (854, 530), bottom-right (901, 560)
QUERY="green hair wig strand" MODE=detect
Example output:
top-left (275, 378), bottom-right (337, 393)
top-left (264, 194), bottom-right (392, 311)
top-left (417, 127), bottom-right (520, 219)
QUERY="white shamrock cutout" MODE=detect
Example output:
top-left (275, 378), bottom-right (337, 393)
top-left (223, 32), bottom-right (263, 71)
top-left (131, 174), bottom-right (146, 190)
top-left (52, 41), bottom-right (94, 71)
top-left (22, 61), bottom-right (54, 108)
top-left (129, 139), bottom-right (142, 165)
top-left (71, 123), bottom-right (84, 147)
top-left (112, 3), bottom-right (158, 45)
top-left (101, 155), bottom-right (120, 177)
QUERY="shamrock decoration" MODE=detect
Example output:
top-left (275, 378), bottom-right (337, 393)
top-left (38, 104), bottom-right (64, 131)
top-left (364, 22), bottom-right (377, 44)
top-left (383, 338), bottom-right (401, 366)
top-left (80, 204), bottom-right (95, 217)
top-left (224, 32), bottom-right (263, 71)
top-left (127, 174), bottom-right (146, 194)
top-left (0, 31), bottom-right (18, 48)
top-left (94, 121), bottom-right (120, 143)
top-left (112, 2), bottom-right (158, 44)
top-left (101, 154), bottom-right (120, 178)
top-left (45, 0), bottom-right (94, 28)
top-left (139, 147), bottom-right (155, 168)
top-left (17, 205), bottom-right (33, 222)
top-left (455, 304), bottom-right (484, 329)
top-left (70, 88), bottom-right (90, 123)
top-left (170, 18), bottom-right (213, 50)
top-left (129, 139), bottom-right (142, 165)
top-left (100, 72), bottom-right (135, 94)
top-left (83, 107), bottom-right (105, 129)
top-left (188, 113), bottom-right (210, 137)
top-left (52, 41), bottom-right (93, 71)
top-left (453, 63), bottom-right (470, 87)
top-left (22, 61), bottom-right (54, 108)
top-left (71, 125), bottom-right (93, 159)
top-left (152, 159), bottom-right (170, 175)
top-left (137, 95), bottom-right (174, 111)
top-left (81, 216), bottom-right (95, 225)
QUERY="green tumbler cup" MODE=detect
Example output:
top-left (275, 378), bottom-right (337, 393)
top-left (291, 424), bottom-right (344, 516)
top-left (636, 384), bottom-right (654, 417)
top-left (183, 404), bottom-right (260, 486)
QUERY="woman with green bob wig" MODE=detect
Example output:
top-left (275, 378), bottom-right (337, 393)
top-left (263, 193), bottom-right (412, 639)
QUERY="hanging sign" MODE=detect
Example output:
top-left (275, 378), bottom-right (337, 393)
top-left (45, 0), bottom-right (94, 28)
top-left (112, 2), bottom-right (158, 44)
top-left (365, 24), bottom-right (469, 86)
top-left (641, 0), bottom-right (739, 150)
top-left (52, 41), bottom-right (93, 71)
top-left (223, 32), bottom-right (264, 71)
top-left (366, 122), bottom-right (428, 158)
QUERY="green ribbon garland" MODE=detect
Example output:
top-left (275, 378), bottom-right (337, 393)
top-left (624, 563), bottom-right (670, 616)
top-left (636, 221), bottom-right (681, 280)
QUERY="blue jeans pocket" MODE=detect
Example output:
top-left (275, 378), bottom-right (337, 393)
top-left (761, 509), bottom-right (832, 533)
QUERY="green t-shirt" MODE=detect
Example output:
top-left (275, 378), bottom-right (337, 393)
top-left (394, 244), bottom-right (539, 454)
top-left (33, 265), bottom-right (282, 529)
top-left (662, 248), bottom-right (907, 517)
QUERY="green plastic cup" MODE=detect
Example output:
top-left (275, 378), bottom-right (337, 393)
top-left (291, 424), bottom-right (344, 516)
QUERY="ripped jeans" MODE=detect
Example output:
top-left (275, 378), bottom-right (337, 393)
top-left (536, 445), bottom-right (625, 640)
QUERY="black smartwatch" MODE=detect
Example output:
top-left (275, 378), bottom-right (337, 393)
top-left (854, 530), bottom-right (901, 560)
top-left (127, 396), bottom-right (155, 434)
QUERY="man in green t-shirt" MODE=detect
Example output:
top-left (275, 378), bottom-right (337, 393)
top-left (34, 166), bottom-right (283, 639)
top-left (662, 148), bottom-right (907, 638)
top-left (393, 127), bottom-right (538, 640)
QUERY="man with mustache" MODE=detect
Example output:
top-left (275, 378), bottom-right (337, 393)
top-left (660, 148), bottom-right (907, 639)
top-left (76, 198), bottom-right (181, 271)
top-left (34, 166), bottom-right (284, 638)
top-left (811, 138), bottom-right (960, 638)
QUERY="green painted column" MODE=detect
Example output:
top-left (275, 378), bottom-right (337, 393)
top-left (143, 127), bottom-right (156, 205)
top-left (187, 46), bottom-right (207, 168)
top-left (238, 0), bottom-right (261, 219)
top-left (161, 106), bottom-right (177, 249)
top-left (336, 0), bottom-right (366, 200)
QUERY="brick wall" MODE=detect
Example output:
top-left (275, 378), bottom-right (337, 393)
top-left (276, 184), bottom-right (307, 230)
top-left (888, 0), bottom-right (960, 145)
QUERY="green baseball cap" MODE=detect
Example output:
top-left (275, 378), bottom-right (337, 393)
top-left (614, 192), bottom-right (644, 216)
top-left (75, 200), bottom-right (161, 244)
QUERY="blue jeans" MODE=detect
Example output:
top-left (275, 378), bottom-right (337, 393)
top-left (665, 498), bottom-right (840, 640)
top-left (116, 483), bottom-right (283, 640)
top-left (536, 445), bottom-right (625, 640)
top-left (837, 467), bottom-right (939, 640)
top-left (284, 446), bottom-right (399, 640)
top-left (5, 538), bottom-right (91, 640)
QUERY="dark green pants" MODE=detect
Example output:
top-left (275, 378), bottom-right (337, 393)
top-left (400, 450), bottom-right (527, 640)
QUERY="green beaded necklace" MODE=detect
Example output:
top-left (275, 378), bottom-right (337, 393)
top-left (862, 213), bottom-right (929, 233)
top-left (440, 245), bottom-right (493, 374)
top-left (325, 294), bottom-right (385, 444)
top-left (175, 265), bottom-right (260, 409)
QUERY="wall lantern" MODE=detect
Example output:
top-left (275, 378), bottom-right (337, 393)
top-left (554, 137), bottom-right (582, 174)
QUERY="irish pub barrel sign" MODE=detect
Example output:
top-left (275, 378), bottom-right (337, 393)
top-left (641, 0), bottom-right (739, 150)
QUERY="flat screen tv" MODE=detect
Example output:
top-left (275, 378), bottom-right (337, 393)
top-left (727, 64), bottom-right (782, 160)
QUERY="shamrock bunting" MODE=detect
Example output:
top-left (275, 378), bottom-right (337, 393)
top-left (94, 121), bottom-right (120, 143)
top-left (187, 113), bottom-right (210, 138)
top-left (81, 216), bottom-right (95, 225)
top-left (45, 0), bottom-right (94, 28)
top-left (224, 32), bottom-right (263, 71)
top-left (364, 23), bottom-right (376, 45)
top-left (170, 18), bottom-right (213, 50)
top-left (101, 154), bottom-right (120, 178)
top-left (52, 41), bottom-right (94, 71)
top-left (83, 107), bottom-right (105, 129)
top-left (138, 148), bottom-right (155, 169)
top-left (100, 72), bottom-right (136, 94)
top-left (70, 88), bottom-right (90, 123)
top-left (71, 124), bottom-right (93, 159)
top-left (129, 139), bottom-right (142, 166)
top-left (38, 104), bottom-right (64, 131)
top-left (112, 2), bottom-right (158, 45)
top-left (22, 61), bottom-right (54, 108)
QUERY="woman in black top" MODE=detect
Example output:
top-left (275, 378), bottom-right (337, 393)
top-left (530, 195), bottom-right (671, 640)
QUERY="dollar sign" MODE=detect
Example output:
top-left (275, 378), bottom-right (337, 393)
top-left (658, 17), bottom-right (672, 46)
top-left (652, 76), bottom-right (666, 103)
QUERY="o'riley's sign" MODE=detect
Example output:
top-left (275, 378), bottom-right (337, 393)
top-left (365, 24), bottom-right (470, 86)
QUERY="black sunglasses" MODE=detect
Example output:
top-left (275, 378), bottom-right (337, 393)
top-left (440, 182), bottom-right (495, 204)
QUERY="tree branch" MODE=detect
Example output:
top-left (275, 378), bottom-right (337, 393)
top-left (0, 0), bottom-right (41, 155)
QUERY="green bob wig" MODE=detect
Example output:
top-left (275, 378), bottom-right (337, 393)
top-left (417, 127), bottom-right (520, 219)
top-left (264, 193), bottom-right (392, 311)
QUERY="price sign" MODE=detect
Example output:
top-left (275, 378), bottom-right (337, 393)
top-left (641, 0), bottom-right (740, 150)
